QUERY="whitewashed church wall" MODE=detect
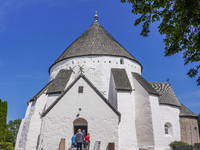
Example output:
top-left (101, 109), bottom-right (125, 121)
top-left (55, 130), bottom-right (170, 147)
top-left (25, 93), bottom-right (48, 150)
top-left (41, 78), bottom-right (119, 150)
top-left (117, 91), bottom-right (138, 149)
top-left (133, 78), bottom-right (155, 149)
top-left (15, 101), bottom-right (36, 150)
top-left (24, 101), bottom-right (32, 118)
top-left (108, 73), bottom-right (117, 109)
top-left (46, 93), bottom-right (60, 108)
top-left (149, 95), bottom-right (166, 150)
top-left (49, 56), bottom-right (141, 99)
top-left (15, 118), bottom-right (25, 150)
top-left (159, 105), bottom-right (181, 149)
top-left (15, 102), bottom-right (31, 150)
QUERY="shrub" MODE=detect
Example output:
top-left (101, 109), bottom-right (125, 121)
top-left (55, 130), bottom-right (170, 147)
top-left (194, 142), bottom-right (200, 145)
top-left (169, 141), bottom-right (188, 150)
top-left (0, 142), bottom-right (14, 150)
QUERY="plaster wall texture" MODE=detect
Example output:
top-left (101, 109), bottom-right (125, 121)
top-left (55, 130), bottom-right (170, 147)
top-left (159, 105), bottom-right (181, 148)
top-left (180, 117), bottom-right (200, 144)
top-left (133, 77), bottom-right (155, 149)
top-left (117, 91), bottom-right (138, 149)
top-left (49, 56), bottom-right (141, 98)
top-left (40, 77), bottom-right (119, 150)
top-left (15, 119), bottom-right (25, 150)
top-left (46, 93), bottom-right (60, 108)
top-left (15, 101), bottom-right (36, 150)
top-left (149, 95), bottom-right (173, 150)
top-left (25, 93), bottom-right (48, 150)
top-left (15, 102), bottom-right (32, 150)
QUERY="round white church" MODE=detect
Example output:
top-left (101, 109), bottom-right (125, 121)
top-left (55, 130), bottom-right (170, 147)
top-left (15, 12), bottom-right (199, 150)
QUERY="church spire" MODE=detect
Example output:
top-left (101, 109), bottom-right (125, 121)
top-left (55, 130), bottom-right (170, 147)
top-left (94, 11), bottom-right (98, 21)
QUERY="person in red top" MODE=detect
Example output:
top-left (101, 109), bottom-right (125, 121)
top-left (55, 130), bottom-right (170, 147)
top-left (84, 133), bottom-right (90, 150)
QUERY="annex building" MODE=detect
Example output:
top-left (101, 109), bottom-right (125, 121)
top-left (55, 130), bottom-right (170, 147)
top-left (15, 12), bottom-right (199, 150)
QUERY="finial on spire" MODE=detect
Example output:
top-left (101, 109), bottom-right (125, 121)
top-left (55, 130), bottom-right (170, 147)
top-left (94, 11), bottom-right (98, 21)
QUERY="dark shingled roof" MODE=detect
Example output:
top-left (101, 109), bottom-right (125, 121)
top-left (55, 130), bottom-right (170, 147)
top-left (49, 21), bottom-right (141, 72)
top-left (149, 82), bottom-right (181, 107)
top-left (47, 69), bottom-right (72, 94)
top-left (132, 72), bottom-right (159, 96)
top-left (180, 103), bottom-right (197, 117)
top-left (111, 68), bottom-right (132, 91)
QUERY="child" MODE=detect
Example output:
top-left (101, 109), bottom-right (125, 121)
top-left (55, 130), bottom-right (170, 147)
top-left (71, 133), bottom-right (76, 150)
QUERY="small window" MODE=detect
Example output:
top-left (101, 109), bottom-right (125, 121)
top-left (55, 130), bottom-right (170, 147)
top-left (78, 86), bottom-right (84, 93)
top-left (164, 122), bottom-right (172, 135)
top-left (165, 125), bottom-right (169, 134)
top-left (109, 61), bottom-right (111, 63)
top-left (120, 58), bottom-right (124, 64)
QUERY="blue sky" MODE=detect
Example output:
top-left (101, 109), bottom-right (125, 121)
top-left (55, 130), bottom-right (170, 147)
top-left (0, 0), bottom-right (199, 121)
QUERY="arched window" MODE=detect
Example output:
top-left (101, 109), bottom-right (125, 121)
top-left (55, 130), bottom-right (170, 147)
top-left (120, 58), bottom-right (124, 64)
top-left (164, 122), bottom-right (172, 136)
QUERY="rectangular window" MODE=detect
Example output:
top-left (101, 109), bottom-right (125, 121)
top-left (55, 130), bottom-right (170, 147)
top-left (78, 86), bottom-right (84, 93)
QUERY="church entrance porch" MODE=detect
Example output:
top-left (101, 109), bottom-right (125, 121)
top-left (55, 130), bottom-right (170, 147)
top-left (73, 118), bottom-right (88, 135)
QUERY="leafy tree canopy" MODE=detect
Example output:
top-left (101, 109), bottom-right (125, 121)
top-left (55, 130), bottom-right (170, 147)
top-left (7, 118), bottom-right (21, 146)
top-left (5, 129), bottom-right (15, 144)
top-left (121, 0), bottom-right (200, 85)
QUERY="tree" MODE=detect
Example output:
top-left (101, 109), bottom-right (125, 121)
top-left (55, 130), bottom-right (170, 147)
top-left (0, 99), bottom-right (7, 142)
top-left (7, 118), bottom-right (21, 146)
top-left (5, 129), bottom-right (15, 144)
top-left (121, 0), bottom-right (200, 85)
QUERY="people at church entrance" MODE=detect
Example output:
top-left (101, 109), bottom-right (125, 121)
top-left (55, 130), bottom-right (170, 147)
top-left (71, 133), bottom-right (76, 150)
top-left (82, 129), bottom-right (86, 137)
top-left (84, 133), bottom-right (90, 150)
top-left (75, 129), bottom-right (84, 150)
top-left (82, 129), bottom-right (86, 148)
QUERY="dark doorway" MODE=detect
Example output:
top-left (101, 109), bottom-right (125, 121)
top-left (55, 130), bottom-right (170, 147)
top-left (74, 125), bottom-right (87, 135)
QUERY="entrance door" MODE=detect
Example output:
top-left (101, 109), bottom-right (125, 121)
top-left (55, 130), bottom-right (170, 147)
top-left (73, 118), bottom-right (88, 135)
top-left (74, 125), bottom-right (87, 135)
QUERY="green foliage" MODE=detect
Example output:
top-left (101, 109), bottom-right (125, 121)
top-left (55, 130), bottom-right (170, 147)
top-left (7, 118), bottom-right (21, 146)
top-left (5, 130), bottom-right (15, 144)
top-left (194, 142), bottom-right (200, 145)
top-left (169, 141), bottom-right (188, 150)
top-left (0, 99), bottom-right (7, 142)
top-left (121, 0), bottom-right (200, 85)
top-left (0, 142), bottom-right (14, 150)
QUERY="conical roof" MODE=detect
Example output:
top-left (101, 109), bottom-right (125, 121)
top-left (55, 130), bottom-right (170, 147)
top-left (49, 21), bottom-right (141, 72)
